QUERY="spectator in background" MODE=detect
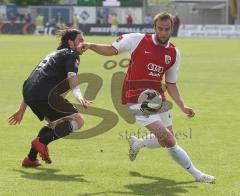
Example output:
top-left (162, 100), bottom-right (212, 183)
top-left (73, 14), bottom-right (80, 29)
top-left (25, 13), bottom-right (32, 23)
top-left (0, 13), bottom-right (7, 22)
top-left (143, 13), bottom-right (152, 25)
top-left (126, 14), bottom-right (133, 25)
top-left (58, 18), bottom-right (66, 30)
top-left (108, 13), bottom-right (118, 36)
top-left (35, 13), bottom-right (44, 35)
top-left (55, 12), bottom-right (65, 30)
top-left (172, 15), bottom-right (180, 37)
top-left (49, 17), bottom-right (56, 27)
top-left (15, 13), bottom-right (25, 23)
top-left (97, 16), bottom-right (104, 24)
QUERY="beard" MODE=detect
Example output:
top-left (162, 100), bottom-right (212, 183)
top-left (73, 43), bottom-right (82, 55)
top-left (156, 35), bottom-right (170, 45)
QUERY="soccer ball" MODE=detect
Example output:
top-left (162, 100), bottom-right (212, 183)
top-left (138, 89), bottom-right (162, 115)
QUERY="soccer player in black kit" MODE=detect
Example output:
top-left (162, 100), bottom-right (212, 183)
top-left (8, 28), bottom-right (91, 167)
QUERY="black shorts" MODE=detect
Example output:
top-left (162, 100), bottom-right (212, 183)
top-left (26, 99), bottom-right (78, 121)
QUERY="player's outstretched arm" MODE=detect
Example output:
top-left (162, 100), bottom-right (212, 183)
top-left (78, 42), bottom-right (117, 56)
top-left (166, 82), bottom-right (195, 118)
top-left (8, 99), bottom-right (27, 125)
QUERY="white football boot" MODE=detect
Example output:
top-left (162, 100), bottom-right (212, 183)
top-left (196, 173), bottom-right (216, 183)
top-left (128, 136), bottom-right (142, 161)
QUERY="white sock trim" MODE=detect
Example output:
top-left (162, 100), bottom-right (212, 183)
top-left (167, 144), bottom-right (202, 179)
top-left (70, 120), bottom-right (80, 131)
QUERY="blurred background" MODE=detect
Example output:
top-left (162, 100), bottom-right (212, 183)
top-left (0, 0), bottom-right (239, 37)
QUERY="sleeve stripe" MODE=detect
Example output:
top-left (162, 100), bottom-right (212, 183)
top-left (165, 81), bottom-right (176, 84)
top-left (111, 45), bottom-right (118, 55)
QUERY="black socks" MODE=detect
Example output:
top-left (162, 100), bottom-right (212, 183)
top-left (28, 121), bottom-right (73, 161)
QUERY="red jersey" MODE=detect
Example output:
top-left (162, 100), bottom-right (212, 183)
top-left (112, 33), bottom-right (181, 104)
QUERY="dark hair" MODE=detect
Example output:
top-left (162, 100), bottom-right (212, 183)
top-left (56, 28), bottom-right (82, 50)
top-left (153, 12), bottom-right (173, 29)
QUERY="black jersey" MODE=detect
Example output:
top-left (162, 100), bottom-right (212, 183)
top-left (23, 48), bottom-right (80, 102)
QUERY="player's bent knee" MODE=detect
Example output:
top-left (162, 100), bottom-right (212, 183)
top-left (155, 131), bottom-right (175, 148)
top-left (164, 137), bottom-right (176, 148)
top-left (71, 113), bottom-right (84, 130)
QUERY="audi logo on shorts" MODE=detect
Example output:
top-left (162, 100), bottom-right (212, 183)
top-left (147, 63), bottom-right (164, 73)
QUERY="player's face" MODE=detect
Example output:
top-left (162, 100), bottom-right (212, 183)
top-left (154, 19), bottom-right (172, 46)
top-left (71, 34), bottom-right (85, 54)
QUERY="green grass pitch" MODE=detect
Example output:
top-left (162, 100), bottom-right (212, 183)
top-left (0, 35), bottom-right (240, 196)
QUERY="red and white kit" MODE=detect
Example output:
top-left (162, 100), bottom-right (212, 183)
top-left (112, 33), bottom-right (181, 126)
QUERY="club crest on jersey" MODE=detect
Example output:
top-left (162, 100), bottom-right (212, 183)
top-left (116, 35), bottom-right (123, 42)
top-left (165, 55), bottom-right (171, 64)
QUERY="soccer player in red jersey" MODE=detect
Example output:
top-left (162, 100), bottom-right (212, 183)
top-left (79, 12), bottom-right (215, 183)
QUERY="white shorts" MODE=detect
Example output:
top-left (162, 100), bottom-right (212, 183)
top-left (128, 103), bottom-right (172, 127)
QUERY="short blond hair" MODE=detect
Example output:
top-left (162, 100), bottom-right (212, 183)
top-left (153, 12), bottom-right (173, 28)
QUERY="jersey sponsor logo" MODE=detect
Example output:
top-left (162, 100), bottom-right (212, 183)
top-left (147, 63), bottom-right (164, 73)
top-left (165, 55), bottom-right (171, 64)
top-left (148, 72), bottom-right (160, 77)
top-left (147, 63), bottom-right (163, 77)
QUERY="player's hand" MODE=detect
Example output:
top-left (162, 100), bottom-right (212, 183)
top-left (76, 97), bottom-right (92, 109)
top-left (181, 106), bottom-right (195, 118)
top-left (77, 42), bottom-right (85, 54)
top-left (77, 42), bottom-right (91, 54)
top-left (8, 109), bottom-right (25, 125)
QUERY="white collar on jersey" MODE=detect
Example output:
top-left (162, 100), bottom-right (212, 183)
top-left (152, 34), bottom-right (170, 48)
